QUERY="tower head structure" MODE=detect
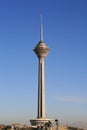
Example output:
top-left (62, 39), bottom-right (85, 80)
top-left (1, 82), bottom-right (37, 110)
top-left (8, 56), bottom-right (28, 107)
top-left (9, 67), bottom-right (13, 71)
top-left (34, 41), bottom-right (49, 58)
top-left (34, 16), bottom-right (49, 59)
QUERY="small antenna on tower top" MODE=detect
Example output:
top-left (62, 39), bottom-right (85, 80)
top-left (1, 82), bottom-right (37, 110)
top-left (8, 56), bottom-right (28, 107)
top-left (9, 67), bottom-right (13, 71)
top-left (40, 14), bottom-right (43, 41)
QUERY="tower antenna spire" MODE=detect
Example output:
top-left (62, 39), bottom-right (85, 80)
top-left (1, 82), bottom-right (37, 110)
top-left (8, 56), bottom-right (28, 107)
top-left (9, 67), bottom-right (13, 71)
top-left (40, 14), bottom-right (43, 41)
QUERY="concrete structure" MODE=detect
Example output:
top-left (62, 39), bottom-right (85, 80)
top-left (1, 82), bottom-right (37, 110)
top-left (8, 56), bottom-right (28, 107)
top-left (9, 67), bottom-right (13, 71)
top-left (30, 17), bottom-right (53, 126)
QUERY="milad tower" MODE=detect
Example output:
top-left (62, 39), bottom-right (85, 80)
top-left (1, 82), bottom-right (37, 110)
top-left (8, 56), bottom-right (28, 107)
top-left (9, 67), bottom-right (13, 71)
top-left (30, 16), bottom-right (53, 126)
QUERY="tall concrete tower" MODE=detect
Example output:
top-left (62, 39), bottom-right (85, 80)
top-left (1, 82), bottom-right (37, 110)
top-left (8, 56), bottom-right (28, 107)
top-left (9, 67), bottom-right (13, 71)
top-left (30, 16), bottom-right (52, 126)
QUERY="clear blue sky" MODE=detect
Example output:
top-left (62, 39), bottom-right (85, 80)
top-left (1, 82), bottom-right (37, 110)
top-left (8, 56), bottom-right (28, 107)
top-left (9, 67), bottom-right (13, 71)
top-left (0, 0), bottom-right (87, 125)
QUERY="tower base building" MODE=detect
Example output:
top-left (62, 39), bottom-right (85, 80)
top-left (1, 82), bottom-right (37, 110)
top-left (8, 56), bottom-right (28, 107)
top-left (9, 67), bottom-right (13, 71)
top-left (30, 118), bottom-right (53, 126)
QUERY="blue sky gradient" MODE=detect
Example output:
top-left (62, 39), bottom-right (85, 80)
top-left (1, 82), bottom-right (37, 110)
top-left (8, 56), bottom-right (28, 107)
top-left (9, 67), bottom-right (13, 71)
top-left (0, 0), bottom-right (87, 125)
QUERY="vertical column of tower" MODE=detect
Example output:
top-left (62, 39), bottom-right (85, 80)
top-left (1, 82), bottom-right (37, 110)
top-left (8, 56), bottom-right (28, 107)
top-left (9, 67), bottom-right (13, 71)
top-left (38, 57), bottom-right (45, 118)
top-left (41, 57), bottom-right (45, 118)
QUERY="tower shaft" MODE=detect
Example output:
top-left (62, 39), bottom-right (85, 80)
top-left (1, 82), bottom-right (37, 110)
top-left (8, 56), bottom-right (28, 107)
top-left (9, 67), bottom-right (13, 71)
top-left (38, 57), bottom-right (45, 118)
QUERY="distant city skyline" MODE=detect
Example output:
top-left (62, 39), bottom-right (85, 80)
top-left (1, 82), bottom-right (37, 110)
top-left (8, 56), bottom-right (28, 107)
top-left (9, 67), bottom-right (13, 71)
top-left (0, 0), bottom-right (87, 125)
